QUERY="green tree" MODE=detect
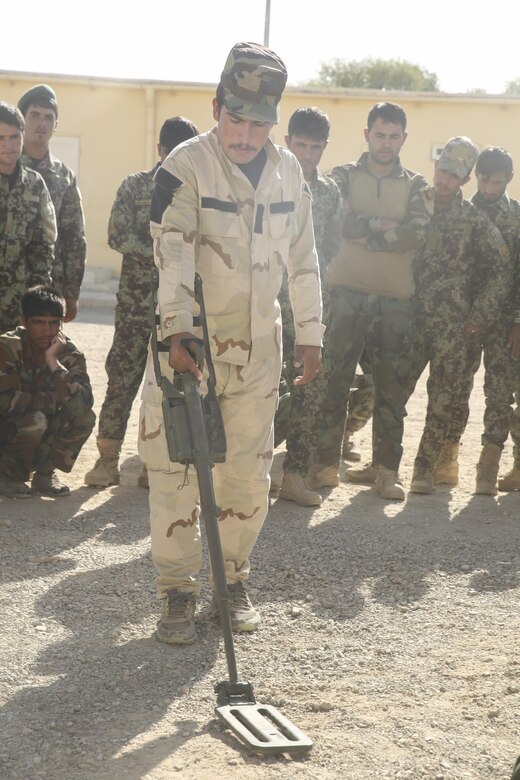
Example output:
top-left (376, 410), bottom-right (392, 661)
top-left (505, 78), bottom-right (520, 95)
top-left (310, 58), bottom-right (439, 92)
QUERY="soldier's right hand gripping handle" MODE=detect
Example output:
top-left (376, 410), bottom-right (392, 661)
top-left (149, 268), bottom-right (226, 467)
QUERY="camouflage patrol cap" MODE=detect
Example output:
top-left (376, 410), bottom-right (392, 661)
top-left (437, 136), bottom-right (479, 179)
top-left (18, 84), bottom-right (58, 118)
top-left (220, 42), bottom-right (287, 124)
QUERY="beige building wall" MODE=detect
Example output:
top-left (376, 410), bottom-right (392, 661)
top-left (3, 71), bottom-right (520, 280)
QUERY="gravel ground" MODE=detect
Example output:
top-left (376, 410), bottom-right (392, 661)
top-left (1, 305), bottom-right (519, 780)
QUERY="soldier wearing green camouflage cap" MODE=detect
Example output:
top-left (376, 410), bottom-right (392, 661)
top-left (0, 101), bottom-right (56, 332)
top-left (407, 136), bottom-right (512, 495)
top-left (140, 42), bottom-right (323, 645)
top-left (18, 83), bottom-right (86, 323)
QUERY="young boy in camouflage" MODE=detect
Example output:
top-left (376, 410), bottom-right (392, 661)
top-left (0, 286), bottom-right (95, 498)
top-left (84, 117), bottom-right (198, 490)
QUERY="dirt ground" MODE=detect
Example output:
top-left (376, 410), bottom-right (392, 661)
top-left (1, 304), bottom-right (519, 780)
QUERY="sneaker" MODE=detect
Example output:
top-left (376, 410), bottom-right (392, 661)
top-left (279, 472), bottom-right (322, 506)
top-left (156, 588), bottom-right (197, 644)
top-left (410, 466), bottom-right (434, 494)
top-left (345, 462), bottom-right (377, 484)
top-left (31, 470), bottom-right (70, 497)
top-left (0, 474), bottom-right (32, 499)
top-left (307, 463), bottom-right (340, 489)
top-left (226, 581), bottom-right (261, 632)
top-left (375, 466), bottom-right (405, 501)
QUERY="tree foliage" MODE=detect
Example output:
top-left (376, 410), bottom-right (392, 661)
top-left (505, 78), bottom-right (520, 95)
top-left (311, 58), bottom-right (439, 92)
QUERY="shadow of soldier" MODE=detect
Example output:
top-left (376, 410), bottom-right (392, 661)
top-left (0, 555), bottom-right (224, 780)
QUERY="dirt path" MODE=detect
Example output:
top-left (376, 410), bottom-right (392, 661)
top-left (1, 305), bottom-right (519, 779)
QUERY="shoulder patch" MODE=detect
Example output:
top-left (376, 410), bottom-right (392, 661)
top-left (150, 167), bottom-right (184, 224)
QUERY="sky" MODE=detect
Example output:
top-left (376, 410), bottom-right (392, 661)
top-left (2, 1), bottom-right (520, 95)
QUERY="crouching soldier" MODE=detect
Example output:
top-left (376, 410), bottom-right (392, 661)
top-left (0, 285), bottom-right (95, 497)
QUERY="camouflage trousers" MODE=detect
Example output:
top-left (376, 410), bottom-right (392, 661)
top-left (315, 288), bottom-right (413, 471)
top-left (404, 317), bottom-right (478, 471)
top-left (344, 352), bottom-right (374, 436)
top-left (138, 347), bottom-right (281, 597)
top-left (444, 323), bottom-right (516, 448)
top-left (510, 382), bottom-right (520, 463)
top-left (98, 265), bottom-right (151, 440)
top-left (0, 286), bottom-right (25, 334)
top-left (0, 404), bottom-right (96, 481)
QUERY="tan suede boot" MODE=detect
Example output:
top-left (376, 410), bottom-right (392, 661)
top-left (433, 441), bottom-right (460, 485)
top-left (279, 472), bottom-right (322, 506)
top-left (84, 438), bottom-right (122, 487)
top-left (475, 443), bottom-right (502, 495)
top-left (307, 463), bottom-right (340, 489)
top-left (342, 432), bottom-right (361, 462)
top-left (498, 462), bottom-right (520, 492)
top-left (410, 465), bottom-right (434, 494)
top-left (345, 462), bottom-right (377, 484)
top-left (375, 465), bottom-right (405, 500)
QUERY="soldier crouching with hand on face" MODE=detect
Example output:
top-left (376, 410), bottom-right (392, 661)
top-left (0, 285), bottom-right (95, 498)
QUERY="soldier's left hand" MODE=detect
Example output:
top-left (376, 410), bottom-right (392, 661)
top-left (293, 345), bottom-right (322, 386)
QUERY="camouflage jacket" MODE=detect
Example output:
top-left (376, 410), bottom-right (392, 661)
top-left (327, 153), bottom-right (433, 299)
top-left (0, 326), bottom-right (93, 420)
top-left (307, 168), bottom-right (342, 277)
top-left (471, 190), bottom-right (520, 322)
top-left (21, 150), bottom-right (86, 299)
top-left (150, 129), bottom-right (324, 365)
top-left (108, 163), bottom-right (156, 289)
top-left (414, 191), bottom-right (511, 329)
top-left (0, 161), bottom-right (56, 293)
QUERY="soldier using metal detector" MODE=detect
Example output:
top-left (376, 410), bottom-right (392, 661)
top-left (149, 271), bottom-right (313, 754)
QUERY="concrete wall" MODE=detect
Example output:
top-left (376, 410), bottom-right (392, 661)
top-left (3, 71), bottom-right (520, 279)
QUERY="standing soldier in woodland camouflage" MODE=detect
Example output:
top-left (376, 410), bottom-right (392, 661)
top-left (139, 42), bottom-right (323, 645)
top-left (307, 102), bottom-right (433, 501)
top-left (274, 107), bottom-right (341, 506)
top-left (0, 102), bottom-right (56, 332)
top-left (434, 147), bottom-right (520, 494)
top-left (18, 85), bottom-right (86, 322)
top-left (84, 117), bottom-right (199, 489)
top-left (407, 137), bottom-right (512, 494)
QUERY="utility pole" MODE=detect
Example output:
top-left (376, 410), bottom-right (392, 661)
top-left (264, 0), bottom-right (271, 47)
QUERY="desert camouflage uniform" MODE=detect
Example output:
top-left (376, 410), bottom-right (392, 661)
top-left (275, 169), bottom-right (341, 474)
top-left (314, 154), bottom-right (433, 471)
top-left (0, 161), bottom-right (56, 332)
top-left (139, 129), bottom-right (323, 596)
top-left (0, 326), bottom-right (95, 480)
top-left (97, 164), bottom-right (158, 440)
top-left (405, 191), bottom-right (511, 471)
top-left (445, 191), bottom-right (520, 449)
top-left (21, 150), bottom-right (86, 300)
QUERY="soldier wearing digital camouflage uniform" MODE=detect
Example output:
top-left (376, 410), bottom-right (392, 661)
top-left (18, 85), bottom-right (86, 322)
top-left (434, 147), bottom-right (520, 495)
top-left (273, 107), bottom-right (342, 507)
top-left (139, 42), bottom-right (324, 645)
top-left (0, 102), bottom-right (56, 333)
top-left (307, 102), bottom-right (433, 501)
top-left (84, 117), bottom-right (199, 490)
top-left (407, 137), bottom-right (512, 495)
top-left (0, 286), bottom-right (95, 498)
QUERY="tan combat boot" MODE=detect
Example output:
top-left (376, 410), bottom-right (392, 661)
top-left (410, 465), bottom-right (434, 494)
top-left (306, 463), bottom-right (340, 490)
top-left (375, 465), bottom-right (405, 500)
top-left (84, 438), bottom-right (122, 487)
top-left (279, 472), bottom-right (322, 506)
top-left (345, 462), bottom-right (377, 484)
top-left (475, 443), bottom-right (502, 495)
top-left (434, 441), bottom-right (460, 485)
top-left (498, 462), bottom-right (520, 492)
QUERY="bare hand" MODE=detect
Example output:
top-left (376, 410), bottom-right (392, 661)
top-left (463, 320), bottom-right (479, 337)
top-left (45, 332), bottom-right (67, 371)
top-left (168, 332), bottom-right (203, 380)
top-left (63, 297), bottom-right (78, 322)
top-left (293, 345), bottom-right (322, 386)
top-left (507, 323), bottom-right (520, 360)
